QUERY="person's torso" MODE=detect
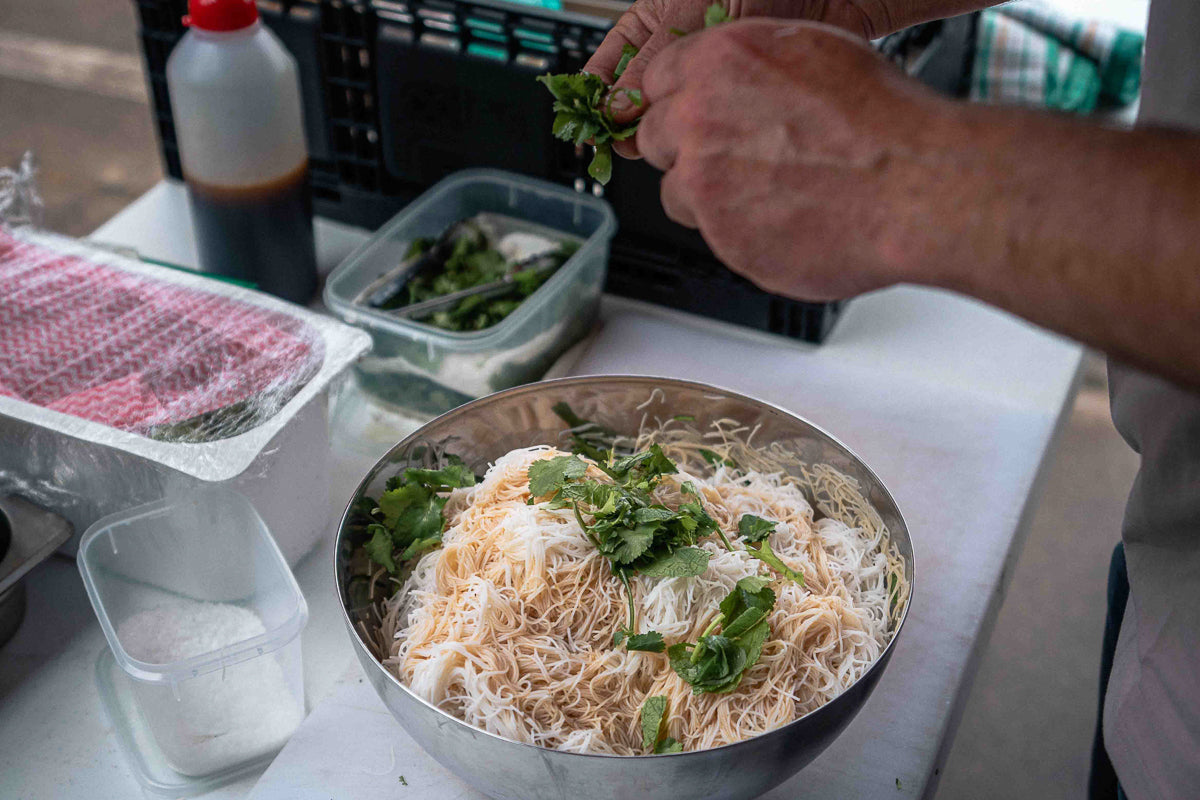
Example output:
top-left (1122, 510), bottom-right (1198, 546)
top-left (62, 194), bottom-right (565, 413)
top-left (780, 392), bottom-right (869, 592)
top-left (1104, 2), bottom-right (1200, 796)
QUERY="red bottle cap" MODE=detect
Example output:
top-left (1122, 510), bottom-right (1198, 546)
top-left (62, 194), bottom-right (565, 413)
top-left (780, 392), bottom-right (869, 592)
top-left (182, 0), bottom-right (259, 32)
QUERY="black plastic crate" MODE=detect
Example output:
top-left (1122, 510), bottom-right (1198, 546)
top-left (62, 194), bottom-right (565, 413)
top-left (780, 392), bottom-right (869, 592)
top-left (133, 0), bottom-right (975, 342)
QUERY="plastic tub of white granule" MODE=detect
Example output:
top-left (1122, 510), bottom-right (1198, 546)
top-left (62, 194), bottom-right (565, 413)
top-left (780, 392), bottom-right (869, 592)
top-left (79, 487), bottom-right (307, 796)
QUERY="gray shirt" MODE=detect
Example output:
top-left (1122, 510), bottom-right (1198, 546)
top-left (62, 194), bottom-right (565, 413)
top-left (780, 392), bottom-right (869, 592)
top-left (1105, 2), bottom-right (1200, 796)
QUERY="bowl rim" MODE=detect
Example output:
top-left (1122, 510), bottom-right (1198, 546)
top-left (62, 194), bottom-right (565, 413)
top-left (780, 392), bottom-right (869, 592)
top-left (333, 374), bottom-right (915, 760)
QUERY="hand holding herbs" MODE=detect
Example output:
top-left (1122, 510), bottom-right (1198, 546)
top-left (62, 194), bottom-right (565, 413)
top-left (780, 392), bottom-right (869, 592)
top-left (537, 53), bottom-right (642, 185)
top-left (538, 3), bottom-right (730, 185)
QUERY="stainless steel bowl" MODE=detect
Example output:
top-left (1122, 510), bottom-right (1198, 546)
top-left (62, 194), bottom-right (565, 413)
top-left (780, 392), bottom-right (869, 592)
top-left (334, 376), bottom-right (914, 800)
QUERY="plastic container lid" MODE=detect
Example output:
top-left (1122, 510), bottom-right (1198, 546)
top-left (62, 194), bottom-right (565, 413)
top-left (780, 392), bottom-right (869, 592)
top-left (77, 487), bottom-right (307, 685)
top-left (183, 0), bottom-right (259, 32)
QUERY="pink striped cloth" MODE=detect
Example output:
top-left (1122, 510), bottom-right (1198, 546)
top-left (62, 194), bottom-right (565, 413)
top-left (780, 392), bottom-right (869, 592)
top-left (0, 229), bottom-right (323, 439)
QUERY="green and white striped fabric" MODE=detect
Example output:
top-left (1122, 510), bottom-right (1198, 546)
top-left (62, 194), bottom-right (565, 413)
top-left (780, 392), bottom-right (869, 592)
top-left (970, 1), bottom-right (1144, 113)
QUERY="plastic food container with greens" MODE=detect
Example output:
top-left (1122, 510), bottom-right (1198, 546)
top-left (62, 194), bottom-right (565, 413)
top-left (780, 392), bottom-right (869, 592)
top-left (324, 170), bottom-right (616, 417)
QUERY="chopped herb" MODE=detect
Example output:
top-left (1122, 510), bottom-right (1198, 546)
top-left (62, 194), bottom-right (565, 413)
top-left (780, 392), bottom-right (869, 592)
top-left (614, 43), bottom-right (638, 79)
top-left (656, 737), bottom-right (683, 754)
top-left (896, 777), bottom-right (902, 790)
top-left (528, 454), bottom-right (589, 498)
top-left (746, 538), bottom-right (805, 587)
top-left (638, 546), bottom-right (711, 578)
top-left (672, 414), bottom-right (695, 422)
top-left (528, 442), bottom-right (715, 640)
top-left (641, 695), bottom-right (667, 750)
top-left (626, 631), bottom-right (666, 653)
top-left (680, 482), bottom-right (730, 550)
top-left (552, 401), bottom-right (619, 463)
top-left (537, 66), bottom-right (642, 184)
top-left (359, 456), bottom-right (476, 575)
top-left (737, 514), bottom-right (777, 543)
top-left (400, 775), bottom-right (408, 786)
top-left (704, 2), bottom-right (731, 27)
top-left (699, 448), bottom-right (737, 469)
top-left (640, 695), bottom-right (681, 753)
top-left (374, 220), bottom-right (576, 332)
top-left (670, 3), bottom-right (731, 37)
top-left (364, 525), bottom-right (396, 575)
top-left (667, 578), bottom-right (775, 694)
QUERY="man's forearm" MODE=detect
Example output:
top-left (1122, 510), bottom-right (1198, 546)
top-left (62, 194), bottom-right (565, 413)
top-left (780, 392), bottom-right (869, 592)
top-left (913, 103), bottom-right (1200, 389)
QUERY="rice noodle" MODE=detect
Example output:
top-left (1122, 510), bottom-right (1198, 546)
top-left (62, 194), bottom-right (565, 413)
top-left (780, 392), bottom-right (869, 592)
top-left (374, 420), bottom-right (908, 755)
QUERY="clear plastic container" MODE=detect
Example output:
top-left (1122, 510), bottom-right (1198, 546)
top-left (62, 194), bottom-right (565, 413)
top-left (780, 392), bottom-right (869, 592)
top-left (324, 169), bottom-right (617, 417)
top-left (78, 487), bottom-right (307, 795)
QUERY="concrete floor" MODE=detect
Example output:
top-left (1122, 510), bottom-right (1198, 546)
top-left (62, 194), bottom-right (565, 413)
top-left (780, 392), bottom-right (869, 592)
top-left (0, 3), bottom-right (1144, 797)
top-left (937, 355), bottom-right (1139, 799)
top-left (0, 0), bottom-right (161, 236)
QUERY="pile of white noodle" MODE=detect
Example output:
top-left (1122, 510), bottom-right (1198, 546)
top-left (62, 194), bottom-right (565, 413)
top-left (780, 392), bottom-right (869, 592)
top-left (364, 417), bottom-right (908, 755)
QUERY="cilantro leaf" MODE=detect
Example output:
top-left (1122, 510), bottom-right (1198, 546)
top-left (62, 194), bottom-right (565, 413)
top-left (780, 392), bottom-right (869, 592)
top-left (613, 629), bottom-right (627, 647)
top-left (704, 2), bottom-right (731, 27)
top-left (589, 143), bottom-right (614, 184)
top-left (364, 524), bottom-right (397, 574)
top-left (641, 695), bottom-right (668, 751)
top-left (626, 631), bottom-right (666, 653)
top-left (737, 514), bottom-right (777, 543)
top-left (746, 539), bottom-right (805, 586)
top-left (614, 43), bottom-right (638, 80)
top-left (397, 534), bottom-right (442, 562)
top-left (359, 456), bottom-right (470, 575)
top-left (528, 454), bottom-right (589, 497)
top-left (638, 546), bottom-right (711, 578)
top-left (551, 401), bottom-right (617, 463)
top-left (679, 482), bottom-right (729, 548)
top-left (668, 3), bottom-right (732, 39)
top-left (403, 460), bottom-right (476, 490)
top-left (612, 523), bottom-right (656, 564)
top-left (612, 445), bottom-right (677, 486)
top-left (699, 448), bottom-right (737, 469)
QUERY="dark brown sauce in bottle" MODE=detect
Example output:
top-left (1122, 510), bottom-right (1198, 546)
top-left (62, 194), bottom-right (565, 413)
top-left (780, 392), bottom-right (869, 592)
top-left (185, 162), bottom-right (318, 304)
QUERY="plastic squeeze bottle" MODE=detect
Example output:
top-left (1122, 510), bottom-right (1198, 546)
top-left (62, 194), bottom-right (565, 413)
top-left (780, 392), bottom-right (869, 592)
top-left (166, 0), bottom-right (318, 304)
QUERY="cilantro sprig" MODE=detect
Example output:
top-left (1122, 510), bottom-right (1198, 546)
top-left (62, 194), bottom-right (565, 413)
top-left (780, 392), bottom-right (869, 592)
top-left (359, 458), bottom-right (477, 575)
top-left (737, 514), bottom-right (804, 586)
top-left (667, 577), bottom-right (775, 694)
top-left (537, 48), bottom-right (642, 185)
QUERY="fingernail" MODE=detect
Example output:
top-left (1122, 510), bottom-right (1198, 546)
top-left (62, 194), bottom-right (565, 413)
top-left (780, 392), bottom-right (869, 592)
top-left (609, 92), bottom-right (633, 115)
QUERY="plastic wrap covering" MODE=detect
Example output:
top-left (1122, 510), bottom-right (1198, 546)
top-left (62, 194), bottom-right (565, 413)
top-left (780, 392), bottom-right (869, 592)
top-left (0, 227), bottom-right (371, 560)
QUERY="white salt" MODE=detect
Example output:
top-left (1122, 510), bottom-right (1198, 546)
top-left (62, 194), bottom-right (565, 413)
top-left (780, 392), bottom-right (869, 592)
top-left (118, 598), bottom-right (304, 777)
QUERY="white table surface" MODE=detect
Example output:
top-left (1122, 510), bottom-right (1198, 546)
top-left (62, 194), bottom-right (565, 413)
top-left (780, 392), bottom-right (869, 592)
top-left (0, 178), bottom-right (1086, 800)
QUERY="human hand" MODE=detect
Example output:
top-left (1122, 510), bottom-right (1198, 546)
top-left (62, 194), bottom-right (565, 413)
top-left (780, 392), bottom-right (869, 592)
top-left (584, 0), bottom-right (892, 157)
top-left (637, 19), bottom-right (966, 301)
